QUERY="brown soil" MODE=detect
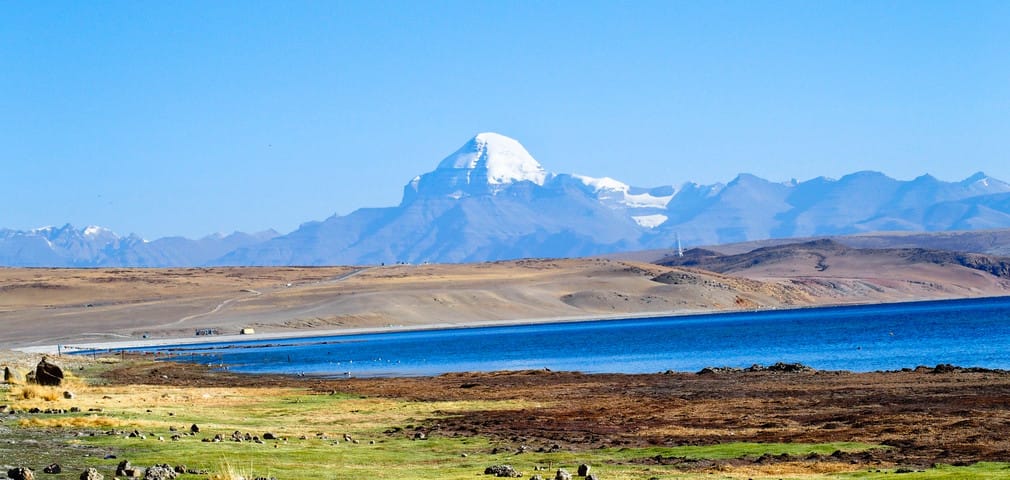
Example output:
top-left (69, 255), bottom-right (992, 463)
top-left (105, 360), bottom-right (1010, 470)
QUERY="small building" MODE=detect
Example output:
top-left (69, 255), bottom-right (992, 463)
top-left (240, 328), bottom-right (255, 335)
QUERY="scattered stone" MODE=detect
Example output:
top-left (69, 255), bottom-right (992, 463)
top-left (413, 431), bottom-right (427, 440)
top-left (79, 468), bottom-right (103, 480)
top-left (7, 467), bottom-right (35, 480)
top-left (696, 366), bottom-right (742, 375)
top-left (555, 468), bottom-right (572, 480)
top-left (63, 391), bottom-right (75, 399)
top-left (585, 475), bottom-right (599, 480)
top-left (743, 362), bottom-right (815, 373)
top-left (263, 432), bottom-right (277, 440)
top-left (34, 357), bottom-right (64, 386)
top-left (577, 464), bottom-right (590, 476)
top-left (189, 424), bottom-right (200, 433)
top-left (530, 476), bottom-right (544, 480)
top-left (43, 463), bottom-right (62, 474)
top-left (343, 433), bottom-right (353, 442)
top-left (484, 465), bottom-right (522, 477)
top-left (173, 465), bottom-right (186, 474)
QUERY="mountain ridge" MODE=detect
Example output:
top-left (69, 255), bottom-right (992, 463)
top-left (6, 133), bottom-right (1010, 267)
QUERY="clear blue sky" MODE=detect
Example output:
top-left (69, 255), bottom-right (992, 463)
top-left (3, 1), bottom-right (1009, 239)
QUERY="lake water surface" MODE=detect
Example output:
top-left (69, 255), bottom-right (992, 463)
top-left (129, 296), bottom-right (1010, 377)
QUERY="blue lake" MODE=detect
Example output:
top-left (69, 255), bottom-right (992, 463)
top-left (124, 296), bottom-right (1010, 377)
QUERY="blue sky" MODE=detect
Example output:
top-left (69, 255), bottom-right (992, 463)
top-left (3, 1), bottom-right (1009, 238)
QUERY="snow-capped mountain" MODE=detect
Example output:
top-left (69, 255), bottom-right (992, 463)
top-left (0, 225), bottom-right (278, 267)
top-left (215, 133), bottom-right (1010, 266)
top-left (5, 132), bottom-right (1010, 267)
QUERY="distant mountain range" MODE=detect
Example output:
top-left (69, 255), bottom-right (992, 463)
top-left (6, 132), bottom-right (1010, 267)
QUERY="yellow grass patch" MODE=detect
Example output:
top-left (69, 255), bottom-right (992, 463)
top-left (12, 384), bottom-right (63, 402)
top-left (19, 414), bottom-right (125, 429)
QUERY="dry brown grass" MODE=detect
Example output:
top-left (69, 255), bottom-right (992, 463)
top-left (12, 384), bottom-right (64, 401)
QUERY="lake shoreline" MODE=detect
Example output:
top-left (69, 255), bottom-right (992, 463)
top-left (19, 295), bottom-right (997, 356)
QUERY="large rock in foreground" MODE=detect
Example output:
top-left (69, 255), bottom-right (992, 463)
top-left (35, 357), bottom-right (64, 386)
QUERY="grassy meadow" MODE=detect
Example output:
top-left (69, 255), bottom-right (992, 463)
top-left (2, 359), bottom-right (1010, 479)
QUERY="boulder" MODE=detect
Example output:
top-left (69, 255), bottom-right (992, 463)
top-left (586, 475), bottom-right (599, 480)
top-left (190, 424), bottom-right (200, 433)
top-left (64, 391), bottom-right (75, 399)
top-left (143, 465), bottom-right (177, 480)
top-left (34, 357), bottom-right (64, 386)
top-left (44, 464), bottom-right (62, 474)
top-left (4, 365), bottom-right (20, 383)
top-left (484, 465), bottom-right (522, 478)
top-left (577, 464), bottom-right (590, 476)
top-left (80, 468), bottom-right (104, 480)
top-left (555, 468), bottom-right (572, 480)
top-left (115, 461), bottom-right (134, 477)
top-left (7, 467), bottom-right (35, 480)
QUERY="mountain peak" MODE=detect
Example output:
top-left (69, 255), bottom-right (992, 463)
top-left (436, 132), bottom-right (547, 186)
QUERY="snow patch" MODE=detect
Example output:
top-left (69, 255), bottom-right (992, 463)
top-left (83, 225), bottom-right (108, 237)
top-left (575, 174), bottom-right (674, 209)
top-left (633, 214), bottom-right (668, 228)
top-left (624, 192), bottom-right (674, 209)
top-left (574, 174), bottom-right (628, 192)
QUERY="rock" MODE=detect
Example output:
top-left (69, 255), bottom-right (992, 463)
top-left (263, 432), bottom-right (276, 440)
top-left (173, 465), bottom-right (187, 474)
top-left (143, 465), bottom-right (178, 480)
top-left (63, 391), bottom-right (75, 399)
top-left (43, 463), bottom-right (62, 474)
top-left (484, 465), bottom-right (522, 477)
top-left (190, 424), bottom-right (200, 433)
top-left (343, 433), bottom-right (353, 442)
top-left (413, 431), bottom-right (427, 440)
top-left (7, 467), bottom-right (35, 480)
top-left (4, 365), bottom-right (20, 383)
top-left (530, 476), bottom-right (544, 480)
top-left (34, 357), bottom-right (64, 386)
top-left (585, 475), bottom-right (599, 480)
top-left (79, 468), bottom-right (104, 480)
top-left (115, 461), bottom-right (133, 477)
top-left (555, 468), bottom-right (572, 480)
top-left (577, 464), bottom-right (590, 476)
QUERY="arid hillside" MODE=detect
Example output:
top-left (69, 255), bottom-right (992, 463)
top-left (3, 241), bottom-right (1010, 350)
